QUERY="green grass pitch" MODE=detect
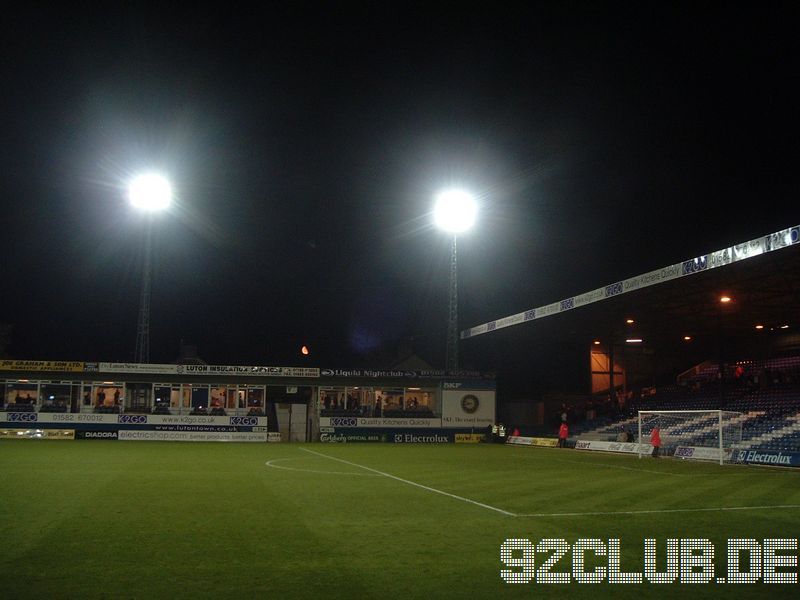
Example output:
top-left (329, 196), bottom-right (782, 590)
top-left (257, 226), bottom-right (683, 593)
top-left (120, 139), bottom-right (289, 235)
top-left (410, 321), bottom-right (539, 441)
top-left (2, 441), bottom-right (799, 599)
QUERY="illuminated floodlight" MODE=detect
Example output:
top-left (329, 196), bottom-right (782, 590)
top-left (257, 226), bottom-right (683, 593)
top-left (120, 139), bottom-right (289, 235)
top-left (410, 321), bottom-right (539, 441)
top-left (128, 173), bottom-right (172, 211)
top-left (781, 325), bottom-right (790, 329)
top-left (626, 318), bottom-right (635, 324)
top-left (593, 340), bottom-right (601, 345)
top-left (719, 295), bottom-right (732, 304)
top-left (755, 324), bottom-right (764, 330)
top-left (433, 189), bottom-right (477, 233)
top-left (683, 336), bottom-right (692, 341)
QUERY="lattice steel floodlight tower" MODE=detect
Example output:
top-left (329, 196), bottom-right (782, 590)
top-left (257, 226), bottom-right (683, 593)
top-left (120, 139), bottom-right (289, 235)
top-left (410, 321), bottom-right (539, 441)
top-left (128, 173), bottom-right (172, 364)
top-left (433, 189), bottom-right (477, 372)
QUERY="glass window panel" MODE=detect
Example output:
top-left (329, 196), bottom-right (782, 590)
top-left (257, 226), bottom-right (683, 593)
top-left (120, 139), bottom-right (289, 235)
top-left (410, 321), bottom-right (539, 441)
top-left (378, 389), bottom-right (404, 414)
top-left (40, 383), bottom-right (71, 412)
top-left (210, 386), bottom-right (227, 408)
top-left (8, 383), bottom-right (38, 407)
top-left (82, 386), bottom-right (92, 407)
top-left (191, 386), bottom-right (209, 409)
top-left (247, 387), bottom-right (264, 408)
top-left (226, 387), bottom-right (238, 409)
top-left (319, 387), bottom-right (344, 412)
top-left (404, 388), bottom-right (436, 415)
top-left (125, 383), bottom-right (150, 413)
top-left (153, 386), bottom-right (172, 414)
top-left (169, 387), bottom-right (181, 409)
top-left (241, 387), bottom-right (265, 415)
top-left (70, 384), bottom-right (82, 413)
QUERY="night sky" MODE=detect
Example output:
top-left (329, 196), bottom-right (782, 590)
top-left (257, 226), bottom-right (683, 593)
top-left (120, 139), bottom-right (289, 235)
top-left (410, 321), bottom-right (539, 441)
top-left (1, 4), bottom-right (797, 389)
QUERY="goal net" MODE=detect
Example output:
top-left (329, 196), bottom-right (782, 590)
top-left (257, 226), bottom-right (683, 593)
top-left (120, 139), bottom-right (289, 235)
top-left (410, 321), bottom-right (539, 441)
top-left (637, 410), bottom-right (744, 465)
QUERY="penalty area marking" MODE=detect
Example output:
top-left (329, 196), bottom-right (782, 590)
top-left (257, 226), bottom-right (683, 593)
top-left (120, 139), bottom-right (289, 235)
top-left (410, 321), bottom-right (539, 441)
top-left (265, 457), bottom-right (382, 477)
top-left (300, 447), bottom-right (516, 516)
top-left (295, 449), bottom-right (800, 520)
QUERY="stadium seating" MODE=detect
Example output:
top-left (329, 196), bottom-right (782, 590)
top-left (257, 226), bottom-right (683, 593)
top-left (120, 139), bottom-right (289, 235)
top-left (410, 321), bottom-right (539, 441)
top-left (571, 356), bottom-right (800, 453)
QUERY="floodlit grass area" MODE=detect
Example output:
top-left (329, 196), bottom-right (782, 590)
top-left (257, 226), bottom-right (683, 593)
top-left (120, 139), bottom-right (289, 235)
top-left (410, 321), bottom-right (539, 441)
top-left (2, 441), bottom-right (800, 599)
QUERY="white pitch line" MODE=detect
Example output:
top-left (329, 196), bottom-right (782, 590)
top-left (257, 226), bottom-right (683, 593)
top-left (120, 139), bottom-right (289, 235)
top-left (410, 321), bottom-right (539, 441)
top-left (545, 456), bottom-right (693, 476)
top-left (516, 504), bottom-right (800, 518)
top-left (265, 457), bottom-right (382, 477)
top-left (300, 447), bottom-right (516, 516)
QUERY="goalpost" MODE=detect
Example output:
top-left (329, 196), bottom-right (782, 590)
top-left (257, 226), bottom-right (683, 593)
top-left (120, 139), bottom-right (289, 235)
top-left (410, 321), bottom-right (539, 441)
top-left (637, 410), bottom-right (744, 465)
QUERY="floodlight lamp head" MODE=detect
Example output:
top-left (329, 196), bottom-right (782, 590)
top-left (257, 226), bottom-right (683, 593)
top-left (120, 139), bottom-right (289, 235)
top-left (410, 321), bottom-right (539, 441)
top-left (433, 189), bottom-right (477, 233)
top-left (128, 173), bottom-right (172, 211)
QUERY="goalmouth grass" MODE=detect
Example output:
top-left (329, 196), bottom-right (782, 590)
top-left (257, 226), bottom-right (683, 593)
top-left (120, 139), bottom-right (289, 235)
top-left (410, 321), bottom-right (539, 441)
top-left (2, 441), bottom-right (799, 599)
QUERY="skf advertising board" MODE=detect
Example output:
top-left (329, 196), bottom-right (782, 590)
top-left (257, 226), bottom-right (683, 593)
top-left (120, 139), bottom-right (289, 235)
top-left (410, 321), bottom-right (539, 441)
top-left (441, 384), bottom-right (495, 428)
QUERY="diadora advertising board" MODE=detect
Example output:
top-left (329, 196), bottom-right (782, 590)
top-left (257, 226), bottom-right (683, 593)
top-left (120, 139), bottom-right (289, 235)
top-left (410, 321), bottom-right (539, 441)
top-left (440, 381), bottom-right (496, 428)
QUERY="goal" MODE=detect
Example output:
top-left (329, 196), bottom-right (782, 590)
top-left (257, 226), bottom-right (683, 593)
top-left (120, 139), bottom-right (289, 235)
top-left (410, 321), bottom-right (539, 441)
top-left (637, 410), bottom-right (744, 465)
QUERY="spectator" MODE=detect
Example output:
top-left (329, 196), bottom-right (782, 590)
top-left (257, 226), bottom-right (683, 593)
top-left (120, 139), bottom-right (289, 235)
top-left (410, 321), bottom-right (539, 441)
top-left (651, 426), bottom-right (661, 458)
top-left (558, 422), bottom-right (568, 448)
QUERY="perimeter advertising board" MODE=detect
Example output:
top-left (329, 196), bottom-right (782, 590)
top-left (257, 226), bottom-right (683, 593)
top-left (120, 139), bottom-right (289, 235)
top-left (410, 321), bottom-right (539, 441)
top-left (320, 431), bottom-right (386, 443)
top-left (0, 360), bottom-right (84, 372)
top-left (94, 363), bottom-right (319, 377)
top-left (319, 428), bottom-right (483, 443)
top-left (440, 383), bottom-right (496, 428)
top-left (455, 433), bottom-right (485, 443)
top-left (0, 428), bottom-right (75, 439)
top-left (733, 449), bottom-right (800, 467)
top-left (574, 439), bottom-right (654, 454)
top-left (0, 413), bottom-right (268, 428)
top-left (673, 445), bottom-right (733, 462)
top-left (318, 417), bottom-right (442, 428)
top-left (507, 436), bottom-right (559, 447)
top-left (118, 431), bottom-right (269, 442)
top-left (0, 413), bottom-right (269, 440)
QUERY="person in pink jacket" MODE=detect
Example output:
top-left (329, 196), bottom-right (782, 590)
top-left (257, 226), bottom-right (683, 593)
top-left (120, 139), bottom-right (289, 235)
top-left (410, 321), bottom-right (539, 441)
top-left (558, 422), bottom-right (568, 448)
top-left (651, 426), bottom-right (661, 458)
